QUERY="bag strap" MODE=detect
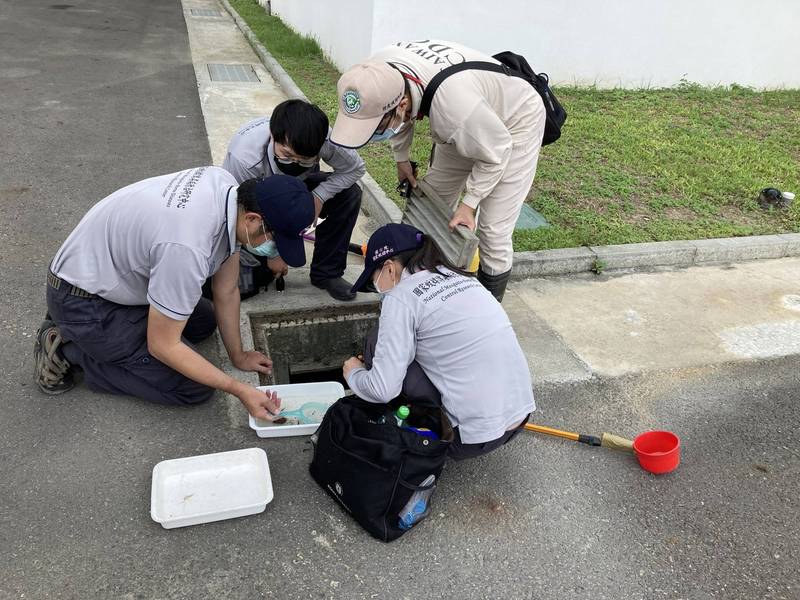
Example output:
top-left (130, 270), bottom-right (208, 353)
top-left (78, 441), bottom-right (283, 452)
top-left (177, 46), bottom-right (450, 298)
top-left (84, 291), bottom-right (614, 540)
top-left (418, 60), bottom-right (527, 118)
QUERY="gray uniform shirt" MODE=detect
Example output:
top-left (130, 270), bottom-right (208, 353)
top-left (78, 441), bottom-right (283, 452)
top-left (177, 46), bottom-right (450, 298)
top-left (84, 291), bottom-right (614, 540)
top-left (346, 268), bottom-right (535, 444)
top-left (51, 166), bottom-right (239, 321)
top-left (222, 117), bottom-right (366, 202)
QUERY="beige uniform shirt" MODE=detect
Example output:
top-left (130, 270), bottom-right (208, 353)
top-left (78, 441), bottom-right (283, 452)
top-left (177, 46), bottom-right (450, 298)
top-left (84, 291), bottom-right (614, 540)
top-left (370, 40), bottom-right (544, 209)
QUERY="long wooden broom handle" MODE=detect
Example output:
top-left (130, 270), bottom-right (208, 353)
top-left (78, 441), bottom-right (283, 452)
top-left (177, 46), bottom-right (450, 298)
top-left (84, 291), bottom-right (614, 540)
top-left (524, 423), bottom-right (635, 452)
top-left (524, 423), bottom-right (580, 441)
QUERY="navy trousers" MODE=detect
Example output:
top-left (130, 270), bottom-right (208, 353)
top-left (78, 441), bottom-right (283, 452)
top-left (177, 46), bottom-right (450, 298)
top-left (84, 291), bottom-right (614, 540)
top-left (304, 172), bottom-right (362, 283)
top-left (46, 282), bottom-right (216, 406)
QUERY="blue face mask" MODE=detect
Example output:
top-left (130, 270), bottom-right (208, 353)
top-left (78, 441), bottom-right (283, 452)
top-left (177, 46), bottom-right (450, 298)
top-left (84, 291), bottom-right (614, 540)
top-left (246, 222), bottom-right (280, 258)
top-left (369, 111), bottom-right (407, 144)
top-left (247, 239), bottom-right (279, 258)
top-left (370, 128), bottom-right (398, 143)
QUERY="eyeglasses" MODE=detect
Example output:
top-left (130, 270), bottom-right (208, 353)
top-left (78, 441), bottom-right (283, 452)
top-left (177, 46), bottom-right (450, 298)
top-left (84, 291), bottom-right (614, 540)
top-left (275, 154), bottom-right (318, 168)
top-left (273, 143), bottom-right (317, 167)
top-left (373, 108), bottom-right (397, 136)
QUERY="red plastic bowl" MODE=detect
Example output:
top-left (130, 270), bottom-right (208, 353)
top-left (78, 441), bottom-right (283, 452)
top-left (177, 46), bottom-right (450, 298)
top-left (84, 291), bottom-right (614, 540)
top-left (633, 430), bottom-right (680, 474)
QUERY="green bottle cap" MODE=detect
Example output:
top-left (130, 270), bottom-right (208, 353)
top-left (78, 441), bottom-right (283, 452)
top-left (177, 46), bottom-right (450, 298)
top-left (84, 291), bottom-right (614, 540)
top-left (396, 405), bottom-right (410, 419)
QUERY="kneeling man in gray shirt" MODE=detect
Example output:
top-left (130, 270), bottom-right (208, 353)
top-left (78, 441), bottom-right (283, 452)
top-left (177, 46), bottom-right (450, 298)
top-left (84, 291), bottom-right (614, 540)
top-left (34, 168), bottom-right (313, 421)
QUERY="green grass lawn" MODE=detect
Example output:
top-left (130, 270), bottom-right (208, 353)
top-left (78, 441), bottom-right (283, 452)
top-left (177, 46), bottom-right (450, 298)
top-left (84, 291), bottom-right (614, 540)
top-left (229, 0), bottom-right (800, 251)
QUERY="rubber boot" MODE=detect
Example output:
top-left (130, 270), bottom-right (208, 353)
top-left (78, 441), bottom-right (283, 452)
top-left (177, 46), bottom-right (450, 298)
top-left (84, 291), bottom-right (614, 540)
top-left (477, 268), bottom-right (512, 302)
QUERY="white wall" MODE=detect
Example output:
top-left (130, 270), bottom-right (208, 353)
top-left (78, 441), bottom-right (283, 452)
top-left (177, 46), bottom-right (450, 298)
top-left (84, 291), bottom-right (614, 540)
top-left (269, 0), bottom-right (375, 75)
top-left (271, 0), bottom-right (800, 89)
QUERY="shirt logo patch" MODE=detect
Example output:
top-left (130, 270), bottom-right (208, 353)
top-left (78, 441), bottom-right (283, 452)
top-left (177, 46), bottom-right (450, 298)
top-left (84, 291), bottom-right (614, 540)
top-left (342, 90), bottom-right (361, 114)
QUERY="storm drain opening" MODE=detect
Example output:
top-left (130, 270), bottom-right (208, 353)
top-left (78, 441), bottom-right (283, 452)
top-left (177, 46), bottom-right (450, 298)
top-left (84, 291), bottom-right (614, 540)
top-left (251, 305), bottom-right (380, 389)
top-left (189, 8), bottom-right (222, 17)
top-left (206, 63), bottom-right (261, 83)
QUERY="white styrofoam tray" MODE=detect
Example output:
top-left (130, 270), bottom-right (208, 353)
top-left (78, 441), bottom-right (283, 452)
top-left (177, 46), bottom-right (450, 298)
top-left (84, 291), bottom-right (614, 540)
top-left (150, 448), bottom-right (273, 529)
top-left (248, 381), bottom-right (344, 438)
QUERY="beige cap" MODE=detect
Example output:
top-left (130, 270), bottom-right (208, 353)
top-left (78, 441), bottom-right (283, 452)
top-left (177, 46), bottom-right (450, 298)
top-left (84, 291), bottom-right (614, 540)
top-left (330, 61), bottom-right (405, 148)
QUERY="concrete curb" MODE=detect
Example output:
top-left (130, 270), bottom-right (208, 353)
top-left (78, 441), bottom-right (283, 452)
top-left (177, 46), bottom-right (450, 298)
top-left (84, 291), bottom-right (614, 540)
top-left (512, 233), bottom-right (800, 280)
top-left (220, 0), bottom-right (800, 280)
top-left (218, 0), bottom-right (402, 225)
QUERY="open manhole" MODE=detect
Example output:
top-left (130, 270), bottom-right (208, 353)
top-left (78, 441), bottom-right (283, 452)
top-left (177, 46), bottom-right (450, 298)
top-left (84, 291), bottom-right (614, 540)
top-left (251, 305), bottom-right (379, 388)
top-left (207, 63), bottom-right (260, 83)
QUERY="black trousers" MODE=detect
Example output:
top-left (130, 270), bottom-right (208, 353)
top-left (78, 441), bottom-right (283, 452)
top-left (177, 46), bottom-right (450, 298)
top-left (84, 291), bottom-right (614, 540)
top-left (362, 324), bottom-right (528, 461)
top-left (46, 282), bottom-right (216, 406)
top-left (304, 172), bottom-right (362, 282)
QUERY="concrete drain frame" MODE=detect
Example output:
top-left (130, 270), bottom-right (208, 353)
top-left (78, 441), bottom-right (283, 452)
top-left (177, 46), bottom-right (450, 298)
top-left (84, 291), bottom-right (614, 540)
top-left (250, 305), bottom-right (379, 387)
top-left (213, 271), bottom-right (381, 426)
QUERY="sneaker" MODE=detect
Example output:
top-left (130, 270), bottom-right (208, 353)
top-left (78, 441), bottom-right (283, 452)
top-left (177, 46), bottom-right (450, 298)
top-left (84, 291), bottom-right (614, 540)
top-left (33, 320), bottom-right (74, 395)
top-left (311, 277), bottom-right (356, 301)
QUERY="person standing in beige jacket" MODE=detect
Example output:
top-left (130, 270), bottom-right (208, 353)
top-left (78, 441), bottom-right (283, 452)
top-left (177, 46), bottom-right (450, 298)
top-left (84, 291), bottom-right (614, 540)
top-left (330, 39), bottom-right (546, 301)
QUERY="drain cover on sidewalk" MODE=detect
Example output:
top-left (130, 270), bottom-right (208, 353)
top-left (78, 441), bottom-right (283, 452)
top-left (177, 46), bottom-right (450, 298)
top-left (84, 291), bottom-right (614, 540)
top-left (207, 63), bottom-right (260, 83)
top-left (190, 8), bottom-right (222, 17)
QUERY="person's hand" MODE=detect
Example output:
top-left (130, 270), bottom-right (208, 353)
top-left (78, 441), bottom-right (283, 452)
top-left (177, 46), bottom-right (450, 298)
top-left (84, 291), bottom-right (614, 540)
top-left (267, 256), bottom-right (289, 278)
top-left (238, 385), bottom-right (281, 421)
top-left (396, 161), bottom-right (417, 188)
top-left (232, 350), bottom-right (273, 375)
top-left (448, 203), bottom-right (477, 232)
top-left (343, 356), bottom-right (365, 380)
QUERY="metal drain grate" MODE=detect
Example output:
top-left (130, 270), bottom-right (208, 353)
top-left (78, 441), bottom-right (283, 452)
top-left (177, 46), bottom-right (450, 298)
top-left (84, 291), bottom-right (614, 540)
top-left (190, 8), bottom-right (222, 17)
top-left (206, 63), bottom-right (260, 83)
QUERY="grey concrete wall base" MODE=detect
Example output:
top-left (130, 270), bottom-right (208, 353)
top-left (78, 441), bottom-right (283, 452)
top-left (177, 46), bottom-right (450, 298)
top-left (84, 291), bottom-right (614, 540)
top-left (220, 0), bottom-right (400, 228)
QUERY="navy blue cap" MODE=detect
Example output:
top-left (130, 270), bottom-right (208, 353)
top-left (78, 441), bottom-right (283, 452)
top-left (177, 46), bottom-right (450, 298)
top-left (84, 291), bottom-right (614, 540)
top-left (252, 175), bottom-right (314, 267)
top-left (351, 223), bottom-right (425, 294)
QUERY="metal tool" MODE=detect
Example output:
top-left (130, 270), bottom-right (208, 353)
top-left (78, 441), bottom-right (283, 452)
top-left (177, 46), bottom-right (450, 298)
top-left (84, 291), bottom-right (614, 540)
top-left (302, 231), bottom-right (366, 256)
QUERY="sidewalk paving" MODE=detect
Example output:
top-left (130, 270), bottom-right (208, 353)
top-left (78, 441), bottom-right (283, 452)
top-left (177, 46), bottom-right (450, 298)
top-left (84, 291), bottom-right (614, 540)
top-left (1, 1), bottom-right (798, 599)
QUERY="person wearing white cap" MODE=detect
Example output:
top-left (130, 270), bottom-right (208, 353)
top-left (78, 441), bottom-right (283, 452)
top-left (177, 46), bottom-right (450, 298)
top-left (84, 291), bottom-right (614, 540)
top-left (330, 40), bottom-right (547, 302)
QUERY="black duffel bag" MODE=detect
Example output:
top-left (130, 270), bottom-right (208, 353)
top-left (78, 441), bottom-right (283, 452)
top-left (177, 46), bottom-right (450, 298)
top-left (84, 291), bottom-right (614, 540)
top-left (309, 395), bottom-right (453, 542)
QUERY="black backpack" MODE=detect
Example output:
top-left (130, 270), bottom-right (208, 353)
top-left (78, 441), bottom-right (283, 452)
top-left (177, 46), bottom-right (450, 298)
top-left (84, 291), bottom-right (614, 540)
top-left (309, 395), bottom-right (453, 542)
top-left (419, 50), bottom-right (566, 145)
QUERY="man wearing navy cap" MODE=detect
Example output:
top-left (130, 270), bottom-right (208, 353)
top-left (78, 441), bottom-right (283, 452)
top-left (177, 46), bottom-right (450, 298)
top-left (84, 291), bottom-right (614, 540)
top-left (34, 167), bottom-right (314, 420)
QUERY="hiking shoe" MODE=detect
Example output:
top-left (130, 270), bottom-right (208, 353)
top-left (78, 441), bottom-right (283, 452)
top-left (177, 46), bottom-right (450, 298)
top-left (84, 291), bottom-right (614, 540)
top-left (33, 320), bottom-right (74, 395)
top-left (311, 277), bottom-right (356, 301)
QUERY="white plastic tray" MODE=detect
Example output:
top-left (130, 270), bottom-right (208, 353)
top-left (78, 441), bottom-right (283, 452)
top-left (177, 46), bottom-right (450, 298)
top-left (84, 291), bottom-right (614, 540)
top-left (150, 448), bottom-right (273, 529)
top-left (248, 381), bottom-right (344, 438)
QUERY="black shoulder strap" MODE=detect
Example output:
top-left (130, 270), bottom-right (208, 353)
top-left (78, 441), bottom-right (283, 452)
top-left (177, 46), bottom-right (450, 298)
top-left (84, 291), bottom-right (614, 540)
top-left (418, 61), bottom-right (522, 118)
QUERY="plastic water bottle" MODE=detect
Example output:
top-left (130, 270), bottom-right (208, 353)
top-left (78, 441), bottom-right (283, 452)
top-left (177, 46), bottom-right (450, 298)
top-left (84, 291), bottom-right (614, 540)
top-left (398, 474), bottom-right (435, 530)
top-left (395, 405), bottom-right (410, 427)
